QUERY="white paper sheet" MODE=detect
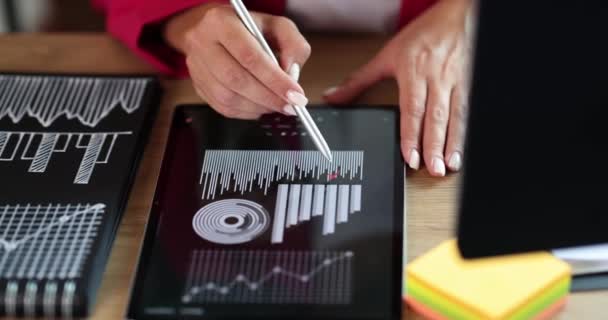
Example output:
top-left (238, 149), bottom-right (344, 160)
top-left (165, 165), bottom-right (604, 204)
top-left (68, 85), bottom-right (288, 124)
top-left (553, 244), bottom-right (608, 261)
top-left (553, 243), bottom-right (608, 276)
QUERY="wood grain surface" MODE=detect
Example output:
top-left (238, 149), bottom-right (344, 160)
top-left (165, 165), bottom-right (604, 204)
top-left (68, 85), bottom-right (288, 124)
top-left (0, 33), bottom-right (605, 320)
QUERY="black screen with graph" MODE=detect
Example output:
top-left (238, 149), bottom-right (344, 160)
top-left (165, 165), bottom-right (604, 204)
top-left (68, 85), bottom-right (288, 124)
top-left (0, 73), bottom-right (159, 317)
top-left (128, 105), bottom-right (404, 320)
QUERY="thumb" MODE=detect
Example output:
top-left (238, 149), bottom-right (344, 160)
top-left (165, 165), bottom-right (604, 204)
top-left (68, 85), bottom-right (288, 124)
top-left (323, 52), bottom-right (391, 104)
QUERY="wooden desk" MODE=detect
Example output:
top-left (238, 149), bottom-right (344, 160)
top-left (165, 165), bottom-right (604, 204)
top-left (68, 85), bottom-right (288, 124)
top-left (0, 33), bottom-right (605, 320)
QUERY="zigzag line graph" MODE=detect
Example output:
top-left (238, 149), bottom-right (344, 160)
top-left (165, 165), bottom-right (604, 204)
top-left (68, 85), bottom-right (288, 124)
top-left (0, 203), bottom-right (105, 280)
top-left (0, 75), bottom-right (151, 128)
top-left (0, 204), bottom-right (105, 252)
top-left (182, 250), bottom-right (353, 304)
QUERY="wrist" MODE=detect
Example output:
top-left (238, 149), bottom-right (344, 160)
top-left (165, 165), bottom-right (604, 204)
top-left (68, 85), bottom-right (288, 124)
top-left (163, 2), bottom-right (224, 53)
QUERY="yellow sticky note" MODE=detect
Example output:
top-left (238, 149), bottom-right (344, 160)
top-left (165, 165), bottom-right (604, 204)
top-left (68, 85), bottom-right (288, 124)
top-left (407, 240), bottom-right (571, 319)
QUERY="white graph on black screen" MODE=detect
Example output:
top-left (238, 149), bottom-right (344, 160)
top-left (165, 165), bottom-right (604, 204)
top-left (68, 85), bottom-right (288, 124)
top-left (199, 150), bottom-right (363, 199)
top-left (0, 76), bottom-right (150, 128)
top-left (0, 75), bottom-right (151, 318)
top-left (194, 150), bottom-right (364, 245)
top-left (0, 131), bottom-right (131, 184)
top-left (182, 250), bottom-right (353, 304)
top-left (0, 203), bottom-right (105, 280)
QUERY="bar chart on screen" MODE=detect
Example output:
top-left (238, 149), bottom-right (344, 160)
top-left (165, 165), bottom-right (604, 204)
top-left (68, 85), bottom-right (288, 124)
top-left (0, 130), bottom-right (132, 184)
top-left (193, 150), bottom-right (365, 245)
top-left (271, 183), bottom-right (361, 244)
top-left (199, 150), bottom-right (363, 199)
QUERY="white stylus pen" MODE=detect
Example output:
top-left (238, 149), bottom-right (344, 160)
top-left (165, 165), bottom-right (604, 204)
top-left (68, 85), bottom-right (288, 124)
top-left (230, 0), bottom-right (333, 162)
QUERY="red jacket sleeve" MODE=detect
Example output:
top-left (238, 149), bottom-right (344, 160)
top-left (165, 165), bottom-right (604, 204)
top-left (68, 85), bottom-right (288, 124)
top-left (96, 0), bottom-right (219, 77)
top-left (96, 0), bottom-right (435, 77)
top-left (399, 0), bottom-right (438, 28)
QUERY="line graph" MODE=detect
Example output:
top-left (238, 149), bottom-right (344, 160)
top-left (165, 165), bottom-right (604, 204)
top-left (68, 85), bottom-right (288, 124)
top-left (0, 203), bottom-right (105, 280)
top-left (0, 203), bottom-right (104, 252)
top-left (0, 130), bottom-right (132, 184)
top-left (182, 250), bottom-right (353, 304)
top-left (199, 150), bottom-right (364, 200)
top-left (0, 75), bottom-right (151, 127)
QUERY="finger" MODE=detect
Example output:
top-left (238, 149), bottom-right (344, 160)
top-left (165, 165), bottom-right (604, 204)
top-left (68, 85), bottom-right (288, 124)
top-left (188, 57), bottom-right (272, 118)
top-left (199, 85), bottom-right (264, 120)
top-left (187, 57), bottom-right (213, 104)
top-left (190, 55), bottom-right (274, 115)
top-left (194, 83), bottom-right (262, 120)
top-left (445, 85), bottom-right (468, 171)
top-left (398, 72), bottom-right (427, 171)
top-left (264, 16), bottom-right (312, 71)
top-left (423, 80), bottom-right (450, 177)
top-left (323, 51), bottom-right (390, 104)
top-left (200, 76), bottom-right (272, 117)
top-left (196, 41), bottom-right (290, 115)
top-left (220, 17), bottom-right (309, 108)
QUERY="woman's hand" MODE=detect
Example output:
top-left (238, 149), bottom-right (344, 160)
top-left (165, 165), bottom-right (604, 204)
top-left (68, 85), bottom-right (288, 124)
top-left (324, 0), bottom-right (473, 176)
top-left (164, 3), bottom-right (312, 119)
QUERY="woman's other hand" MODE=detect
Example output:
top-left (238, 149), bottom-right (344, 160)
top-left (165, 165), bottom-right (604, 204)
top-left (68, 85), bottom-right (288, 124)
top-left (324, 0), bottom-right (473, 176)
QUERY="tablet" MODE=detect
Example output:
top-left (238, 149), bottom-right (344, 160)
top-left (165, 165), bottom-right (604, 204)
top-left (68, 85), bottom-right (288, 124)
top-left (457, 1), bottom-right (608, 258)
top-left (0, 73), bottom-right (159, 317)
top-left (127, 105), bottom-right (404, 320)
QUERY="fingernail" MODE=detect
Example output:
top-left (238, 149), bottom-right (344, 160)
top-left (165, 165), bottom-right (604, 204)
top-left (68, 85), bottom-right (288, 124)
top-left (283, 104), bottom-right (297, 116)
top-left (288, 63), bottom-right (301, 81)
top-left (447, 152), bottom-right (462, 171)
top-left (432, 157), bottom-right (446, 176)
top-left (323, 86), bottom-right (339, 96)
top-left (287, 90), bottom-right (308, 108)
top-left (408, 149), bottom-right (420, 170)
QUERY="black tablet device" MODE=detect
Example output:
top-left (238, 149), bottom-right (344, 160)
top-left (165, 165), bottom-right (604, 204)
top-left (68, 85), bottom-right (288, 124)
top-left (457, 1), bottom-right (608, 258)
top-left (0, 73), bottom-right (159, 317)
top-left (127, 105), bottom-right (404, 320)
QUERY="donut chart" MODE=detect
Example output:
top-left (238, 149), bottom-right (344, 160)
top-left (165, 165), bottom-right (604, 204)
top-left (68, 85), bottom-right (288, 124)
top-left (192, 199), bottom-right (270, 244)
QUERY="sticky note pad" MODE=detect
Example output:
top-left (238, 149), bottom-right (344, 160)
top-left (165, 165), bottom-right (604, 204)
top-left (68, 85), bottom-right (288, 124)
top-left (405, 296), bottom-right (568, 320)
top-left (406, 240), bottom-right (571, 320)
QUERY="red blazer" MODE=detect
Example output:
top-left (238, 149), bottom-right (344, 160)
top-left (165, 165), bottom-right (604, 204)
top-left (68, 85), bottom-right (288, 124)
top-left (93, 0), bottom-right (436, 77)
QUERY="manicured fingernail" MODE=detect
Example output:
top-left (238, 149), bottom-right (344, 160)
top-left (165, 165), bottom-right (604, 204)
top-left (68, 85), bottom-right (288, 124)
top-left (287, 90), bottom-right (308, 108)
top-left (288, 63), bottom-right (301, 81)
top-left (408, 149), bottom-right (420, 170)
top-left (283, 104), bottom-right (297, 116)
top-left (432, 157), bottom-right (446, 176)
top-left (448, 152), bottom-right (462, 171)
top-left (323, 86), bottom-right (339, 96)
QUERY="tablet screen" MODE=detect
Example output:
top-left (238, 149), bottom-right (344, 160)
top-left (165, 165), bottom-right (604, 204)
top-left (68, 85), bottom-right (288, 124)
top-left (128, 105), bottom-right (403, 320)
